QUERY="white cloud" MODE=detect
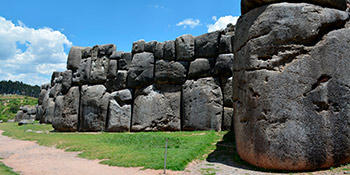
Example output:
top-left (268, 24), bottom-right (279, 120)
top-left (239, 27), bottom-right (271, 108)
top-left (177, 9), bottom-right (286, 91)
top-left (176, 18), bottom-right (201, 29)
top-left (0, 16), bottom-right (72, 85)
top-left (207, 15), bottom-right (239, 32)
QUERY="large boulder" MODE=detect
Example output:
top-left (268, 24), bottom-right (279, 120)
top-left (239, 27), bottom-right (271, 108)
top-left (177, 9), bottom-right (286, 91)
top-left (35, 105), bottom-right (44, 121)
top-left (61, 70), bottom-right (72, 94)
top-left (107, 60), bottom-right (118, 79)
top-left (107, 89), bottom-right (133, 132)
top-left (132, 40), bottom-right (145, 54)
top-left (90, 56), bottom-right (109, 84)
top-left (214, 54), bottom-right (234, 77)
top-left (222, 77), bottom-right (233, 107)
top-left (182, 77), bottom-right (223, 131)
top-left (188, 58), bottom-right (214, 79)
top-left (79, 85), bottom-right (110, 131)
top-left (164, 40), bottom-right (176, 60)
top-left (145, 41), bottom-right (158, 53)
top-left (38, 89), bottom-right (47, 105)
top-left (155, 42), bottom-right (165, 59)
top-left (154, 60), bottom-right (188, 84)
top-left (241, 0), bottom-right (347, 14)
top-left (52, 87), bottom-right (80, 132)
top-left (233, 2), bottom-right (350, 171)
top-left (118, 52), bottom-right (132, 70)
top-left (132, 84), bottom-right (181, 131)
top-left (105, 70), bottom-right (128, 92)
top-left (72, 57), bottom-right (92, 85)
top-left (223, 107), bottom-right (233, 131)
top-left (67, 46), bottom-right (84, 71)
top-left (176, 34), bottom-right (195, 61)
top-left (195, 31), bottom-right (220, 58)
top-left (44, 98), bottom-right (55, 124)
top-left (127, 52), bottom-right (155, 88)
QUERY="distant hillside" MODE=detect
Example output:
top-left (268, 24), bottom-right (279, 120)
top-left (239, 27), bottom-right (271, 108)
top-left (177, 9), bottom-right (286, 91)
top-left (0, 80), bottom-right (40, 98)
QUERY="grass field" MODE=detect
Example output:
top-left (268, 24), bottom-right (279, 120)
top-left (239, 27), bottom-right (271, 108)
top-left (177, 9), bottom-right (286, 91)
top-left (0, 123), bottom-right (224, 171)
top-left (0, 158), bottom-right (18, 175)
top-left (0, 95), bottom-right (37, 122)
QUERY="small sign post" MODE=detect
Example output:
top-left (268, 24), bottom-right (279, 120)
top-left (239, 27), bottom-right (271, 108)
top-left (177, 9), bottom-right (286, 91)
top-left (164, 138), bottom-right (168, 175)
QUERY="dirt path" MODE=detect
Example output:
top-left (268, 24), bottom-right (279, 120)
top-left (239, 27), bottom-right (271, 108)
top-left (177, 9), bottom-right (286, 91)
top-left (0, 130), bottom-right (348, 175)
top-left (0, 131), bottom-right (181, 175)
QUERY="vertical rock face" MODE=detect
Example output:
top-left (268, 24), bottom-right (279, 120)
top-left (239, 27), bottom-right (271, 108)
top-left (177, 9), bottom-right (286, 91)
top-left (155, 60), bottom-right (188, 84)
top-left (52, 87), bottom-right (80, 132)
top-left (233, 2), bottom-right (350, 171)
top-left (127, 52), bottom-right (155, 88)
top-left (182, 77), bottom-right (223, 131)
top-left (176, 34), bottom-right (195, 61)
top-left (72, 57), bottom-right (92, 85)
top-left (107, 89), bottom-right (133, 132)
top-left (79, 85), bottom-right (110, 131)
top-left (195, 31), bottom-right (220, 58)
top-left (188, 58), bottom-right (215, 79)
top-left (132, 84), bottom-right (181, 131)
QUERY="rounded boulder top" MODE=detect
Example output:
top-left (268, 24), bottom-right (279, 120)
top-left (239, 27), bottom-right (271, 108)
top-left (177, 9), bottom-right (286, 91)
top-left (241, 0), bottom-right (347, 14)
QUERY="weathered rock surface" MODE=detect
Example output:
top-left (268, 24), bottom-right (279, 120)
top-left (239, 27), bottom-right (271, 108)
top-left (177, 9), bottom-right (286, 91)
top-left (222, 77), bottom-right (233, 107)
top-left (182, 77), bottom-right (223, 131)
top-left (241, 0), bottom-right (347, 14)
top-left (176, 34), bottom-right (195, 61)
top-left (35, 106), bottom-right (44, 121)
top-left (52, 87), bottom-right (80, 132)
top-left (62, 70), bottom-right (72, 94)
top-left (118, 52), bottom-right (132, 70)
top-left (195, 31), bottom-right (220, 58)
top-left (132, 40), bottom-right (145, 54)
top-left (38, 89), bottom-right (47, 105)
top-left (132, 84), bottom-right (181, 131)
top-left (44, 98), bottom-right (55, 124)
top-left (214, 54), bottom-right (234, 77)
top-left (188, 58), bottom-right (214, 79)
top-left (155, 60), bottom-right (188, 84)
top-left (234, 2), bottom-right (350, 171)
top-left (107, 89), bottom-right (132, 132)
top-left (164, 40), bottom-right (176, 60)
top-left (127, 52), bottom-right (154, 88)
top-left (219, 34), bottom-right (234, 54)
top-left (155, 42), bottom-right (165, 59)
top-left (79, 85), bottom-right (110, 131)
top-left (223, 107), bottom-right (233, 131)
top-left (90, 56), bottom-right (109, 84)
top-left (107, 60), bottom-right (118, 78)
top-left (72, 57), bottom-right (92, 85)
top-left (67, 46), bottom-right (84, 71)
top-left (105, 70), bottom-right (128, 92)
top-left (145, 41), bottom-right (157, 53)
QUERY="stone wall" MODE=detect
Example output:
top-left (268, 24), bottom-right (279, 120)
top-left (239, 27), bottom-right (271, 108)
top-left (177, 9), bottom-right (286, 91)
top-left (35, 24), bottom-right (235, 132)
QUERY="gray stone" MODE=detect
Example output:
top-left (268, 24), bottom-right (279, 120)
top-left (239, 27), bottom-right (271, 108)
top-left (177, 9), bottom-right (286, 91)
top-left (188, 58), bottom-right (214, 79)
top-left (49, 83), bottom-right (62, 98)
top-left (52, 87), bottom-right (80, 132)
top-left (15, 111), bottom-right (26, 122)
top-left (72, 57), bottom-right (92, 85)
top-left (132, 40), bottom-right (145, 54)
top-left (110, 51), bottom-right (123, 60)
top-left (41, 83), bottom-right (50, 90)
top-left (35, 106), bottom-right (44, 121)
top-left (27, 108), bottom-right (36, 115)
top-left (118, 52), bottom-right (132, 70)
top-left (18, 120), bottom-right (34, 126)
top-left (99, 44), bottom-right (116, 57)
top-left (145, 41), bottom-right (158, 53)
top-left (62, 70), bottom-right (72, 95)
top-left (234, 3), bottom-right (350, 171)
top-left (132, 84), bottom-right (181, 131)
top-left (219, 34), bottom-right (234, 54)
top-left (195, 31), bottom-right (220, 58)
top-left (44, 98), bottom-right (55, 124)
top-left (164, 40), bottom-right (175, 60)
top-left (107, 60), bottom-right (118, 79)
top-left (107, 99), bottom-right (131, 132)
top-left (79, 85), bottom-right (110, 131)
top-left (38, 89), bottom-right (47, 105)
top-left (105, 70), bottom-right (128, 92)
top-left (111, 89), bottom-right (133, 105)
top-left (51, 71), bottom-right (62, 87)
top-left (127, 52), bottom-right (155, 88)
top-left (155, 59), bottom-right (188, 85)
top-left (176, 34), bottom-right (195, 61)
top-left (234, 3), bottom-right (349, 71)
top-left (222, 77), bottom-right (233, 107)
top-left (90, 56), bottom-right (109, 84)
top-left (182, 77), bottom-right (223, 131)
top-left (41, 89), bottom-right (50, 123)
top-left (241, 0), bottom-right (347, 14)
top-left (155, 42), bottom-right (165, 59)
top-left (67, 46), bottom-right (84, 71)
top-left (223, 107), bottom-right (233, 131)
top-left (214, 54), bottom-right (234, 77)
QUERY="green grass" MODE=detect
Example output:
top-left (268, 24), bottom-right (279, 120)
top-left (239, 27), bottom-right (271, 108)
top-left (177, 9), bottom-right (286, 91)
top-left (0, 95), bottom-right (37, 122)
top-left (0, 123), bottom-right (223, 171)
top-left (0, 158), bottom-right (19, 175)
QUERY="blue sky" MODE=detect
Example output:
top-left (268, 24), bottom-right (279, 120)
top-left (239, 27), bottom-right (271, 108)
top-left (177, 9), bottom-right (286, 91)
top-left (0, 0), bottom-right (241, 85)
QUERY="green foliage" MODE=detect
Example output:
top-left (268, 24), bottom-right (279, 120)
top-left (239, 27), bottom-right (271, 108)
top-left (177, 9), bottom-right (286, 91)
top-left (0, 159), bottom-right (19, 175)
top-left (0, 95), bottom-right (37, 122)
top-left (0, 123), bottom-right (222, 171)
top-left (0, 80), bottom-right (40, 98)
